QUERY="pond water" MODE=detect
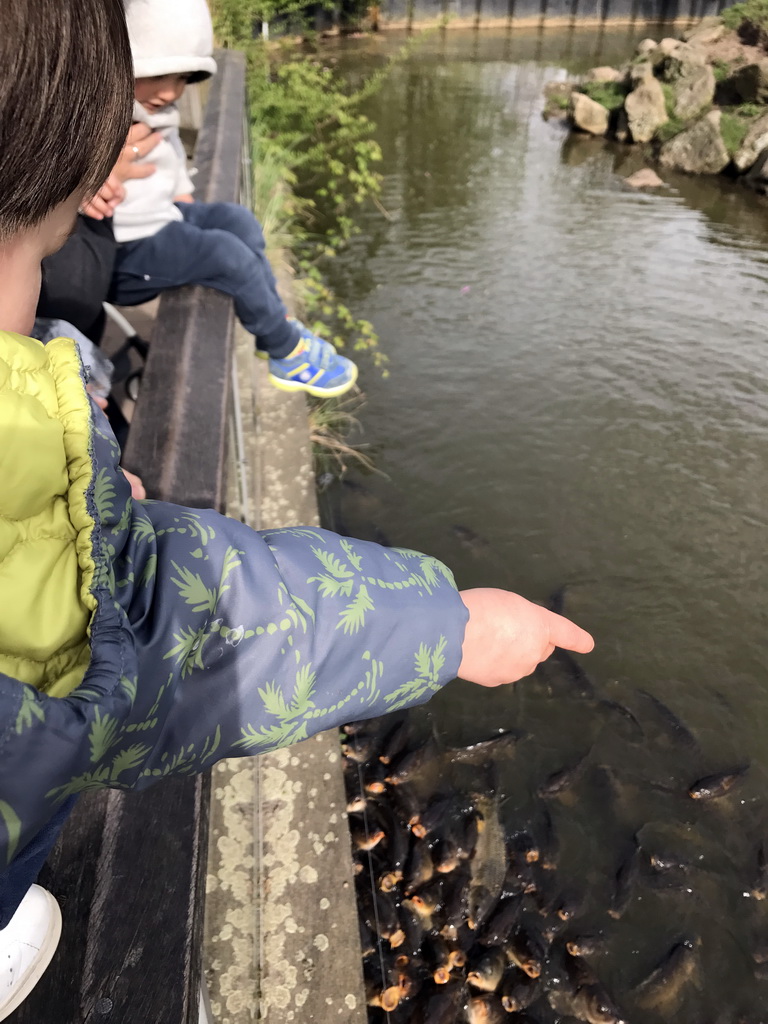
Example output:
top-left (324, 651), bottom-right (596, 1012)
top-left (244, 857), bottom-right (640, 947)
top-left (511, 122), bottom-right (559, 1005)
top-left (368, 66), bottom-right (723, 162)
top-left (320, 27), bottom-right (768, 1021)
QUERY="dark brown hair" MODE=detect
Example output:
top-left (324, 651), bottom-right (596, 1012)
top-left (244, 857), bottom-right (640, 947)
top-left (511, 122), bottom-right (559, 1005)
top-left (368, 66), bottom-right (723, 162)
top-left (0, 0), bottom-right (133, 240)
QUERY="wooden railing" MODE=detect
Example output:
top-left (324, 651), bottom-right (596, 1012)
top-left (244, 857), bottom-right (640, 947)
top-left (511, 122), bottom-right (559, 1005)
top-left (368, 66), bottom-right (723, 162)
top-left (13, 49), bottom-right (247, 1024)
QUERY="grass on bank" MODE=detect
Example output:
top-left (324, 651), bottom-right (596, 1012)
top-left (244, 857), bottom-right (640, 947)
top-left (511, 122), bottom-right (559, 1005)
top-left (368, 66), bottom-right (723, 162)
top-left (308, 394), bottom-right (379, 477)
top-left (580, 81), bottom-right (628, 111)
top-left (722, 0), bottom-right (768, 36)
top-left (655, 84), bottom-right (688, 141)
top-left (720, 110), bottom-right (753, 153)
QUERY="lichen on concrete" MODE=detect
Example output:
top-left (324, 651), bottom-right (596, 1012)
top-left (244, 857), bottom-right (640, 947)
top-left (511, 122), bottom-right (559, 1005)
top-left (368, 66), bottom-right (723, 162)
top-left (204, 326), bottom-right (365, 1024)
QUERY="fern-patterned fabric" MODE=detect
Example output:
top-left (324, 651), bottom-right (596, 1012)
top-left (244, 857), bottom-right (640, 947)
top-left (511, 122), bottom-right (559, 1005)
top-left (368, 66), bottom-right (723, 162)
top-left (0, 330), bottom-right (468, 870)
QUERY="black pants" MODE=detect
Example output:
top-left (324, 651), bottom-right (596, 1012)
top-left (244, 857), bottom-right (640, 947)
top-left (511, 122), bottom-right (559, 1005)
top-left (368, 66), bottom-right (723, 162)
top-left (37, 216), bottom-right (117, 342)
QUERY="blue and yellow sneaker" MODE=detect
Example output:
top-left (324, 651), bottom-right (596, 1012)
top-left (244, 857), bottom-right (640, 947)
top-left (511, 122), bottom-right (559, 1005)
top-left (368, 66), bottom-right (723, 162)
top-left (267, 322), bottom-right (358, 398)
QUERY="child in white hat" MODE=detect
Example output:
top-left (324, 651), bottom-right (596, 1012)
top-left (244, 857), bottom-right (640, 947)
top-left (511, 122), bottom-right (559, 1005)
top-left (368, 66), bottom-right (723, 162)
top-left (105, 0), bottom-right (358, 398)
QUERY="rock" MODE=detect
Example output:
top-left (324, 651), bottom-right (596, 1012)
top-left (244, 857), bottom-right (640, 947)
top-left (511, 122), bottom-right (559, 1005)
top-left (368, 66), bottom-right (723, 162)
top-left (660, 44), bottom-right (715, 119)
top-left (725, 60), bottom-right (768, 104)
top-left (733, 111), bottom-right (768, 171)
top-left (624, 167), bottom-right (665, 187)
top-left (658, 109), bottom-right (730, 173)
top-left (543, 80), bottom-right (575, 120)
top-left (636, 38), bottom-right (658, 56)
top-left (682, 16), bottom-right (726, 46)
top-left (625, 74), bottom-right (668, 142)
top-left (671, 62), bottom-right (715, 118)
top-left (745, 145), bottom-right (768, 192)
top-left (657, 37), bottom-right (683, 56)
top-left (660, 41), bottom-right (707, 77)
top-left (615, 106), bottom-right (630, 143)
top-left (585, 66), bottom-right (624, 83)
top-left (628, 61), bottom-right (652, 88)
top-left (571, 92), bottom-right (610, 136)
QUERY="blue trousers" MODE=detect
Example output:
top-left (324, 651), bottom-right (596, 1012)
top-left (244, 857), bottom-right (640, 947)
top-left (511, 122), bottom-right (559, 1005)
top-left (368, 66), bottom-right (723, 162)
top-left (111, 202), bottom-right (299, 358)
top-left (0, 798), bottom-right (76, 928)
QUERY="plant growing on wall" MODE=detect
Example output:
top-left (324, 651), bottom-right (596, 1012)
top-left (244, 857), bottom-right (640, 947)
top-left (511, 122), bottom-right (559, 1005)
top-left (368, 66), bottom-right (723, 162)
top-left (210, 0), bottom-right (393, 372)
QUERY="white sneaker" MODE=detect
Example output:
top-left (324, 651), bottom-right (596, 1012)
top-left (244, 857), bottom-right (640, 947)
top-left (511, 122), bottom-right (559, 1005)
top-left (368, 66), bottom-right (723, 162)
top-left (0, 885), bottom-right (61, 1021)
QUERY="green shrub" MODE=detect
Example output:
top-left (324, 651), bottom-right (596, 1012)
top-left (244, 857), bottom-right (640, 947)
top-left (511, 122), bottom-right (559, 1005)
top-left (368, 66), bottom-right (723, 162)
top-left (580, 81), bottom-right (627, 111)
top-left (722, 0), bottom-right (768, 35)
top-left (209, 0), bottom-right (395, 370)
top-left (712, 58), bottom-right (732, 82)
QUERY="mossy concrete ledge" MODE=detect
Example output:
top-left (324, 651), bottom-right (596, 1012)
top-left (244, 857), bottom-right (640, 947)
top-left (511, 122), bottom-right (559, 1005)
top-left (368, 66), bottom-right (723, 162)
top-left (204, 326), bottom-right (366, 1024)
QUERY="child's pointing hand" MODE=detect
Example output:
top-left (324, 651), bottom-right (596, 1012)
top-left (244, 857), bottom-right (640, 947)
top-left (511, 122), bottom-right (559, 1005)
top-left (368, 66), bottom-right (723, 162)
top-left (457, 588), bottom-right (594, 688)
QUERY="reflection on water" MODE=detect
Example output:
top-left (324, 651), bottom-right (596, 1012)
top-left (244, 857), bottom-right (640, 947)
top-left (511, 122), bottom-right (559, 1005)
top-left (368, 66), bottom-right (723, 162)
top-left (321, 27), bottom-right (768, 1018)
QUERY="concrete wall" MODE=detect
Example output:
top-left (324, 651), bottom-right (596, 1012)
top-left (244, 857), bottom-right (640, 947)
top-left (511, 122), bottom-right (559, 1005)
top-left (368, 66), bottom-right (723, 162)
top-left (375, 0), bottom-right (728, 25)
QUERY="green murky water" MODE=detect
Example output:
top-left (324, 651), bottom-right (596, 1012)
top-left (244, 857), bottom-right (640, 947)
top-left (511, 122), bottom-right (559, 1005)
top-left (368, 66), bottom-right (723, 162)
top-left (321, 27), bottom-right (768, 1020)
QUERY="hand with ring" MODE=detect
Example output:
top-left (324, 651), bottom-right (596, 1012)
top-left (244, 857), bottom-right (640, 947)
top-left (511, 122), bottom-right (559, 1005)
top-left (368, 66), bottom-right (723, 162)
top-left (80, 123), bottom-right (161, 220)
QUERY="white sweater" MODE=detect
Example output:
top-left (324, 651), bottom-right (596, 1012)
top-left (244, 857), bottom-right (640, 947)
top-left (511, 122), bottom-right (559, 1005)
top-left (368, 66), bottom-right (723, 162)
top-left (113, 101), bottom-right (196, 244)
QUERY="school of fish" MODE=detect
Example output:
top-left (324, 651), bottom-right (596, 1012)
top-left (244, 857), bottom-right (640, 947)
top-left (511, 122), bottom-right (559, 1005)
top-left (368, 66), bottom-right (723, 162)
top-left (340, 603), bottom-right (768, 1024)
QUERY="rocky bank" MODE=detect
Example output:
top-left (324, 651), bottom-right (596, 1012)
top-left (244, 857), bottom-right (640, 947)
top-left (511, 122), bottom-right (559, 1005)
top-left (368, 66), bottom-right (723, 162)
top-left (543, 7), bottom-right (768, 191)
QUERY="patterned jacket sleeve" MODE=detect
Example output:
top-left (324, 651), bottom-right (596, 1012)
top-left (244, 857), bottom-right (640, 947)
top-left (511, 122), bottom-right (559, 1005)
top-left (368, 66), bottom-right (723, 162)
top-left (119, 502), bottom-right (468, 779)
top-left (0, 400), bottom-right (468, 865)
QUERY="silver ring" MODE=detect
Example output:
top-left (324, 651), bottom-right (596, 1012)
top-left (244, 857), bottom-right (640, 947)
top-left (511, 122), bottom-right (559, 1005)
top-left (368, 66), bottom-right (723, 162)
top-left (131, 145), bottom-right (140, 157)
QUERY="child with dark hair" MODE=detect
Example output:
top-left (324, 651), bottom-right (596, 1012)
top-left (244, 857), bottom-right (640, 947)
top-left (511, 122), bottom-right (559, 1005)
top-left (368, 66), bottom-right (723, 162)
top-left (0, 0), bottom-right (593, 1017)
top-left (106, 0), bottom-right (359, 398)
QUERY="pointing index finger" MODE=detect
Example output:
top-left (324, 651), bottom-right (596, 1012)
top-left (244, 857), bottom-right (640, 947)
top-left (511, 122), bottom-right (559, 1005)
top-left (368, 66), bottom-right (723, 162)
top-left (546, 610), bottom-right (594, 655)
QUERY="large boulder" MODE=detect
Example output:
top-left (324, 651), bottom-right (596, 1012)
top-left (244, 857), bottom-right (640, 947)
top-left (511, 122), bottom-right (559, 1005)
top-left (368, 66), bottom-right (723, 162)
top-left (660, 43), bottom-right (716, 119)
top-left (658, 109), bottom-right (730, 173)
top-left (636, 38), bottom-right (658, 56)
top-left (571, 92), bottom-right (610, 136)
top-left (657, 37), bottom-right (683, 56)
top-left (543, 80), bottom-right (576, 120)
top-left (585, 66), bottom-right (624, 83)
top-left (723, 60), bottom-right (768, 104)
top-left (682, 16), bottom-right (726, 46)
top-left (733, 112), bottom-right (768, 171)
top-left (629, 61), bottom-right (655, 87)
top-left (745, 146), bottom-right (768, 192)
top-left (624, 167), bottom-right (665, 187)
top-left (625, 73), bottom-right (668, 142)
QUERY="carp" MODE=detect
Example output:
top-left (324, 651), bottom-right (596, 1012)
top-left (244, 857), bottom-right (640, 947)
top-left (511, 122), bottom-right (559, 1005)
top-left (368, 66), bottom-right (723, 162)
top-left (414, 981), bottom-right (466, 1024)
top-left (440, 863), bottom-right (472, 941)
top-left (349, 815), bottom-right (385, 851)
top-left (385, 735), bottom-right (439, 785)
top-left (608, 837), bottom-right (641, 920)
top-left (467, 948), bottom-right (506, 992)
top-left (634, 938), bottom-right (698, 1009)
top-left (549, 647), bottom-right (597, 698)
top-left (445, 729), bottom-right (526, 765)
top-left (478, 895), bottom-right (523, 947)
top-left (500, 970), bottom-right (539, 1012)
top-left (571, 983), bottom-right (628, 1024)
top-left (504, 925), bottom-right (546, 979)
top-left (688, 766), bottom-right (749, 801)
top-left (538, 751), bottom-right (591, 798)
top-left (637, 690), bottom-right (697, 747)
top-left (566, 934), bottom-right (607, 958)
top-left (466, 994), bottom-right (507, 1024)
top-left (404, 839), bottom-right (435, 895)
top-left (451, 524), bottom-right (491, 555)
top-left (467, 794), bottom-right (506, 931)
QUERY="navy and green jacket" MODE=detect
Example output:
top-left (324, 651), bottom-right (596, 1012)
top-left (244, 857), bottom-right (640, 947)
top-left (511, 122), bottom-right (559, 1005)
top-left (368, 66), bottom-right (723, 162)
top-left (0, 332), bottom-right (468, 868)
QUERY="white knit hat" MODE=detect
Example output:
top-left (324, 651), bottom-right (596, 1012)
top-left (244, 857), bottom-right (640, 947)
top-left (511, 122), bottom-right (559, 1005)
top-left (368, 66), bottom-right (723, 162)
top-left (126, 0), bottom-right (218, 83)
